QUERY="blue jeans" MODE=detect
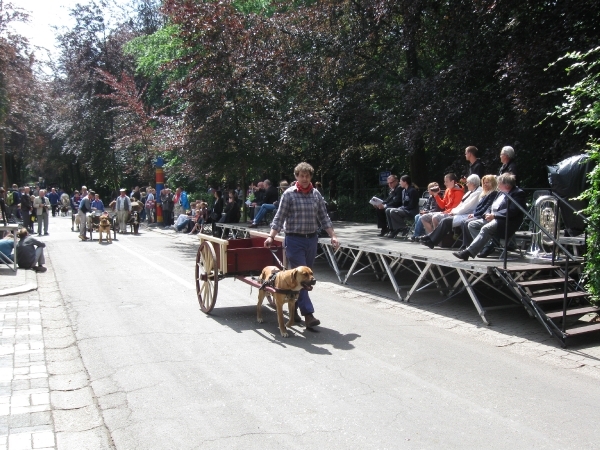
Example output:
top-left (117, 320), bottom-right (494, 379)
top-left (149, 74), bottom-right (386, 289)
top-left (176, 218), bottom-right (191, 232)
top-left (413, 214), bottom-right (425, 237)
top-left (253, 203), bottom-right (276, 224)
top-left (284, 234), bottom-right (318, 315)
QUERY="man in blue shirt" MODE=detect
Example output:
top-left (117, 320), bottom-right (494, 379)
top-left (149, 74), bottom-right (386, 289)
top-left (47, 188), bottom-right (60, 217)
top-left (91, 193), bottom-right (105, 212)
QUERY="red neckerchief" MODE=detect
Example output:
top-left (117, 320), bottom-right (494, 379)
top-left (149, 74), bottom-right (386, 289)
top-left (296, 182), bottom-right (313, 194)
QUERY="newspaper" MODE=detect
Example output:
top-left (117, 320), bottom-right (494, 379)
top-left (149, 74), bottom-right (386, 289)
top-left (369, 197), bottom-right (384, 207)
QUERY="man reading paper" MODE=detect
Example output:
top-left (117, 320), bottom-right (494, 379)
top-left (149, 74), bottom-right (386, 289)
top-left (373, 175), bottom-right (403, 237)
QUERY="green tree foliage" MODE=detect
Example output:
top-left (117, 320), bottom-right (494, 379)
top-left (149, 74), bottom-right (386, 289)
top-left (549, 47), bottom-right (600, 303)
top-left (0, 0), bottom-right (45, 187)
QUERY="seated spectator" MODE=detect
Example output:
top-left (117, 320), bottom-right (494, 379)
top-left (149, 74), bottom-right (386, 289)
top-left (175, 202), bottom-right (196, 232)
top-left (217, 190), bottom-right (241, 238)
top-left (375, 175), bottom-right (403, 237)
top-left (386, 175), bottom-right (420, 238)
top-left (16, 228), bottom-right (47, 272)
top-left (189, 202), bottom-right (208, 234)
top-left (420, 173), bottom-right (464, 234)
top-left (249, 179), bottom-right (279, 228)
top-left (453, 173), bottom-right (525, 260)
top-left (254, 182), bottom-right (266, 206)
top-left (420, 174), bottom-right (482, 248)
top-left (459, 175), bottom-right (499, 249)
top-left (498, 145), bottom-right (518, 185)
top-left (410, 183), bottom-right (442, 241)
top-left (0, 233), bottom-right (15, 262)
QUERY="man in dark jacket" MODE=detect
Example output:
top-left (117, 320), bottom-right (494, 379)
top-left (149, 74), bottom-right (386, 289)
top-left (16, 228), bottom-right (47, 272)
top-left (453, 173), bottom-right (526, 260)
top-left (20, 187), bottom-right (32, 230)
top-left (465, 146), bottom-right (486, 179)
top-left (499, 145), bottom-right (518, 185)
top-left (386, 175), bottom-right (420, 238)
top-left (375, 175), bottom-right (403, 236)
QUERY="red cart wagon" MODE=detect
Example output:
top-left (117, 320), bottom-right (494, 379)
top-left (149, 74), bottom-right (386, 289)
top-left (195, 234), bottom-right (285, 313)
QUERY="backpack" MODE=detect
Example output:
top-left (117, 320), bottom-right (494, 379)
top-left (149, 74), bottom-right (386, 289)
top-left (6, 192), bottom-right (13, 206)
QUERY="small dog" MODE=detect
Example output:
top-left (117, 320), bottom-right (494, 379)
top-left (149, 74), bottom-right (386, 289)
top-left (98, 213), bottom-right (112, 244)
top-left (257, 266), bottom-right (316, 337)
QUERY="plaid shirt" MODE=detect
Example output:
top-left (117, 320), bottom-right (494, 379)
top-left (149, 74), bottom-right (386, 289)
top-left (271, 186), bottom-right (332, 234)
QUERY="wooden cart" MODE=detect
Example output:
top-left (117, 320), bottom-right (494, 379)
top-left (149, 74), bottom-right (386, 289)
top-left (195, 234), bottom-right (285, 313)
top-left (87, 212), bottom-right (118, 241)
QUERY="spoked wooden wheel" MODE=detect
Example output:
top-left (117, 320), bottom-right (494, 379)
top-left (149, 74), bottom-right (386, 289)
top-left (195, 241), bottom-right (219, 313)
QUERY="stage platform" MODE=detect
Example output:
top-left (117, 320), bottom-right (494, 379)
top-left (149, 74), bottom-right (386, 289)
top-left (213, 221), bottom-right (574, 326)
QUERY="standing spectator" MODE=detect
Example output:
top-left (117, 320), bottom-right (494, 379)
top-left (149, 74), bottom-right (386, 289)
top-left (176, 187), bottom-right (190, 216)
top-left (16, 228), bottom-right (46, 272)
top-left (264, 162), bottom-right (339, 328)
top-left (47, 188), bottom-right (60, 217)
top-left (499, 145), bottom-right (518, 185)
top-left (91, 193), bottom-right (105, 211)
top-left (7, 184), bottom-right (21, 220)
top-left (131, 186), bottom-right (141, 201)
top-left (0, 188), bottom-right (8, 225)
top-left (160, 188), bottom-right (174, 227)
top-left (172, 188), bottom-right (181, 218)
top-left (114, 189), bottom-right (131, 233)
top-left (78, 192), bottom-right (93, 241)
top-left (70, 190), bottom-right (81, 231)
top-left (20, 186), bottom-right (33, 231)
top-left (145, 188), bottom-right (155, 223)
top-left (80, 186), bottom-right (89, 199)
top-left (465, 146), bottom-right (486, 179)
top-left (33, 189), bottom-right (51, 236)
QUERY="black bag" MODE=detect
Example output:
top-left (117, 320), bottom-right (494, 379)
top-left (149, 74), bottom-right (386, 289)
top-left (210, 212), bottom-right (219, 221)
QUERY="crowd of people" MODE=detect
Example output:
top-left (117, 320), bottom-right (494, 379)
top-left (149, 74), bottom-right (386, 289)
top-left (374, 145), bottom-right (524, 260)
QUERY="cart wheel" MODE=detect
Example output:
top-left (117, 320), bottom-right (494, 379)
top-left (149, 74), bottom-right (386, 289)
top-left (195, 241), bottom-right (218, 313)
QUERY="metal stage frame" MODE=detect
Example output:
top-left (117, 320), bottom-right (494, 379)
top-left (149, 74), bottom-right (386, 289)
top-left (212, 222), bottom-right (557, 325)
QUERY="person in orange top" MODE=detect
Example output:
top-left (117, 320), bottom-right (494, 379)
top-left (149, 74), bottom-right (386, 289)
top-left (421, 173), bottom-right (464, 234)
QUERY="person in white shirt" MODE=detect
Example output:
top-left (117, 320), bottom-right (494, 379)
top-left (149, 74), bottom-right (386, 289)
top-left (33, 190), bottom-right (51, 236)
top-left (115, 189), bottom-right (131, 233)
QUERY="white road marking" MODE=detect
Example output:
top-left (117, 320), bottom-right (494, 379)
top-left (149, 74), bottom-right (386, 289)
top-left (114, 241), bottom-right (196, 290)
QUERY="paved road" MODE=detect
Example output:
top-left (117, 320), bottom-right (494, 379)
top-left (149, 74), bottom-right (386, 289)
top-left (14, 216), bottom-right (600, 448)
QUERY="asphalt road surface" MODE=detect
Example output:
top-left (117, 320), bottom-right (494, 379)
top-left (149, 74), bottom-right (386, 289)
top-left (42, 215), bottom-right (598, 449)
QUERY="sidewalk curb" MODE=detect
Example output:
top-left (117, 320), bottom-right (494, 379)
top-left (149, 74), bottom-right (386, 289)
top-left (0, 269), bottom-right (38, 297)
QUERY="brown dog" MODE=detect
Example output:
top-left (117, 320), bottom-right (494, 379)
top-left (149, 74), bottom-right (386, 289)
top-left (98, 214), bottom-right (112, 244)
top-left (257, 265), bottom-right (316, 337)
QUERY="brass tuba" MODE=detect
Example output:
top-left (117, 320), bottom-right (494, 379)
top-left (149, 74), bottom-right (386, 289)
top-left (528, 194), bottom-right (558, 256)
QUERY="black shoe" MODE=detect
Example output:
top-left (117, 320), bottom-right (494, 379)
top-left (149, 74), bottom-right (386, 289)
top-left (388, 229), bottom-right (400, 239)
top-left (400, 228), bottom-right (410, 237)
top-left (453, 249), bottom-right (471, 261)
top-left (378, 228), bottom-right (389, 237)
top-left (421, 238), bottom-right (434, 249)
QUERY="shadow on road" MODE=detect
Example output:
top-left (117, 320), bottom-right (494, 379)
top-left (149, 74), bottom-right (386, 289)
top-left (203, 304), bottom-right (360, 355)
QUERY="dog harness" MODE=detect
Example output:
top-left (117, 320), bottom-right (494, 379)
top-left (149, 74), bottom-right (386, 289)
top-left (259, 270), bottom-right (300, 299)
